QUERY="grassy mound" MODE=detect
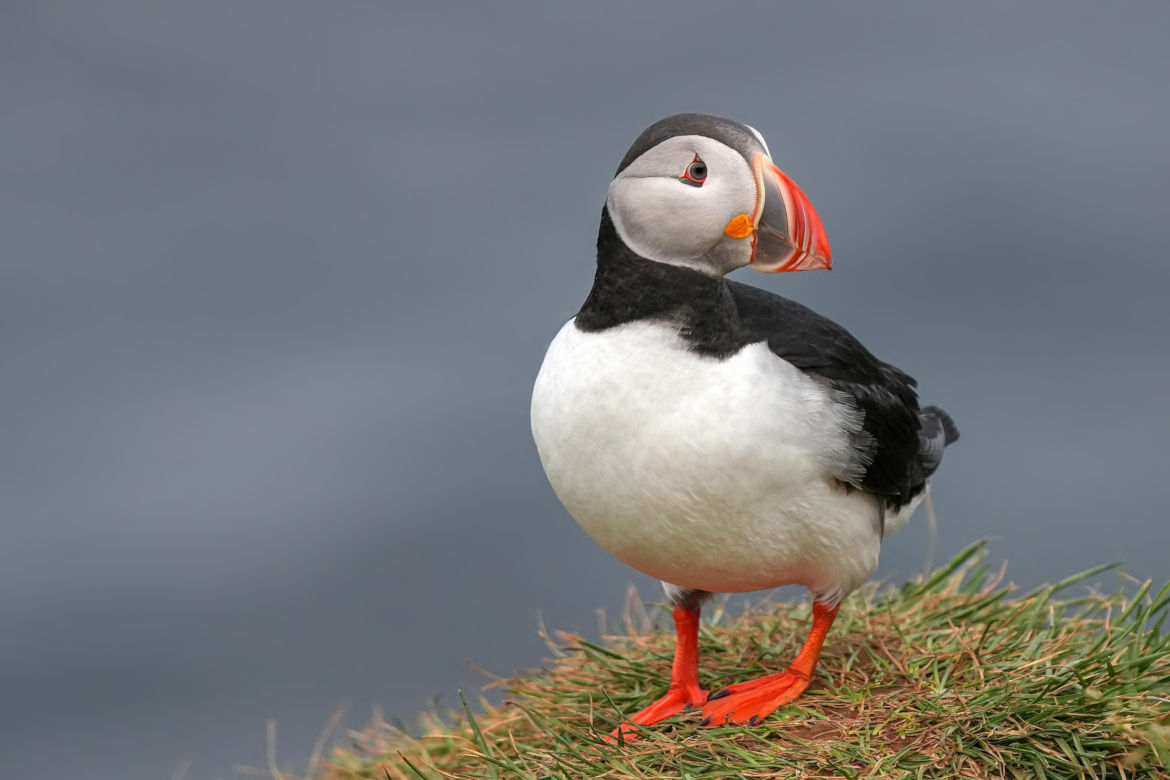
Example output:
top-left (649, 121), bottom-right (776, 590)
top-left (318, 543), bottom-right (1170, 779)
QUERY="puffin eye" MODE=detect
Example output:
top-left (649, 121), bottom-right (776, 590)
top-left (680, 155), bottom-right (707, 187)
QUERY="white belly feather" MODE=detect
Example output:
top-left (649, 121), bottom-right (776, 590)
top-left (531, 319), bottom-right (882, 602)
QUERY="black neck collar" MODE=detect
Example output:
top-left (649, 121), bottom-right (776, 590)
top-left (575, 208), bottom-right (747, 357)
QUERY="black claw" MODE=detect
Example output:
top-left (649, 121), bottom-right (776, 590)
top-left (698, 716), bottom-right (712, 728)
top-left (748, 715), bottom-right (760, 726)
top-left (708, 687), bottom-right (731, 700)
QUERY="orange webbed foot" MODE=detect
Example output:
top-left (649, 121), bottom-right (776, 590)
top-left (605, 684), bottom-right (708, 742)
top-left (698, 668), bottom-right (809, 727)
top-left (699, 601), bottom-right (839, 728)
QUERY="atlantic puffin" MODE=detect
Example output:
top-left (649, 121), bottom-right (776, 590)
top-left (530, 113), bottom-right (958, 738)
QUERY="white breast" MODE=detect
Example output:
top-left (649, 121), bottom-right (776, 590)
top-left (530, 319), bottom-right (883, 603)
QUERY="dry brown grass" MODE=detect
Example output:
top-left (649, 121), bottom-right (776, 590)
top-left (305, 543), bottom-right (1169, 780)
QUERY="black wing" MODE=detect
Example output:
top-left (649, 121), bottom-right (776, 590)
top-left (726, 280), bottom-right (929, 505)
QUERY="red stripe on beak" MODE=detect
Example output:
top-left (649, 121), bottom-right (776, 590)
top-left (772, 164), bottom-right (831, 271)
top-left (749, 153), bottom-right (832, 273)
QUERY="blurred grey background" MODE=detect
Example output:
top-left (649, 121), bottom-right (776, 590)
top-left (2, 2), bottom-right (1168, 778)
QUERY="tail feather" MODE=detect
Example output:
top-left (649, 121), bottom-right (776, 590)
top-left (918, 405), bottom-right (959, 477)
top-left (922, 404), bottom-right (960, 445)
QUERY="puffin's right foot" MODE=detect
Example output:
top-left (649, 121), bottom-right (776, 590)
top-left (604, 603), bottom-right (706, 742)
top-left (606, 683), bottom-right (708, 742)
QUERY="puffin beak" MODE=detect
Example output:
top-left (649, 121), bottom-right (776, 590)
top-left (740, 152), bottom-right (832, 273)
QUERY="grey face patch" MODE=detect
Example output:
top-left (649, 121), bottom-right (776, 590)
top-left (607, 135), bottom-right (757, 274)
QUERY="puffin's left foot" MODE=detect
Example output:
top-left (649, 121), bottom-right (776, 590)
top-left (698, 669), bottom-right (808, 726)
top-left (700, 600), bottom-right (840, 728)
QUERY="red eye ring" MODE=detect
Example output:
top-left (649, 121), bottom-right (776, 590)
top-left (680, 154), bottom-right (707, 187)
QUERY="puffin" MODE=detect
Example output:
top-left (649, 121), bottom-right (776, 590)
top-left (530, 113), bottom-right (958, 738)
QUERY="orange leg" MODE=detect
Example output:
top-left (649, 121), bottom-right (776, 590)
top-left (700, 601), bottom-right (838, 727)
top-left (608, 604), bottom-right (708, 741)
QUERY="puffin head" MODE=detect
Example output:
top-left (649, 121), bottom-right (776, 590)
top-left (606, 113), bottom-right (831, 277)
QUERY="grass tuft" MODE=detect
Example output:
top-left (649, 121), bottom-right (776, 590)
top-left (318, 543), bottom-right (1170, 779)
